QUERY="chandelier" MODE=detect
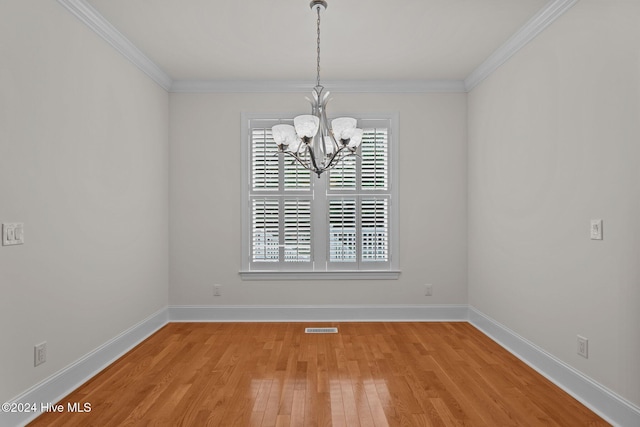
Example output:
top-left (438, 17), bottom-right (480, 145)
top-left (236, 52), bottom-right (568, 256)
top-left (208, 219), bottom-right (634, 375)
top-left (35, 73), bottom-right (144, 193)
top-left (271, 0), bottom-right (362, 178)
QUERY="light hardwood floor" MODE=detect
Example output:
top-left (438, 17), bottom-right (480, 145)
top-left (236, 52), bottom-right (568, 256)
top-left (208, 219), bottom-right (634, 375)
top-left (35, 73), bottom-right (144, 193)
top-left (29, 322), bottom-right (609, 426)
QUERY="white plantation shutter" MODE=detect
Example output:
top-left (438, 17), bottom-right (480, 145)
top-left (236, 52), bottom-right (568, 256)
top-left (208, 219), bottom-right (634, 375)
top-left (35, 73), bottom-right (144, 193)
top-left (252, 198), bottom-right (280, 262)
top-left (361, 128), bottom-right (388, 190)
top-left (329, 155), bottom-right (356, 190)
top-left (327, 197), bottom-right (390, 266)
top-left (284, 158), bottom-right (311, 190)
top-left (361, 198), bottom-right (389, 262)
top-left (251, 129), bottom-right (279, 190)
top-left (249, 119), bottom-right (312, 268)
top-left (328, 127), bottom-right (388, 191)
top-left (252, 126), bottom-right (310, 192)
top-left (251, 198), bottom-right (312, 265)
top-left (284, 199), bottom-right (312, 262)
top-left (329, 199), bottom-right (357, 262)
top-left (242, 114), bottom-right (397, 276)
top-left (326, 120), bottom-right (391, 268)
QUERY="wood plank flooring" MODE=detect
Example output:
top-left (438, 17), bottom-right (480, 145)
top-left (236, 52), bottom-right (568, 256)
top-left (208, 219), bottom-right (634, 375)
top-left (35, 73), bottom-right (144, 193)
top-left (29, 322), bottom-right (609, 426)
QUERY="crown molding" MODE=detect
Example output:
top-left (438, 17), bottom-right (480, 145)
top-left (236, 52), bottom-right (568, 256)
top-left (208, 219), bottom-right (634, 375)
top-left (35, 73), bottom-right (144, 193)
top-left (170, 79), bottom-right (466, 93)
top-left (56, 0), bottom-right (578, 95)
top-left (464, 0), bottom-right (579, 91)
top-left (56, 0), bottom-right (172, 91)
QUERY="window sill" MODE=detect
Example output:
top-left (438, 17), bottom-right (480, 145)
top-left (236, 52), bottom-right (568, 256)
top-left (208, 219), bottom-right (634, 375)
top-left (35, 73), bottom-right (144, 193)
top-left (239, 270), bottom-right (401, 281)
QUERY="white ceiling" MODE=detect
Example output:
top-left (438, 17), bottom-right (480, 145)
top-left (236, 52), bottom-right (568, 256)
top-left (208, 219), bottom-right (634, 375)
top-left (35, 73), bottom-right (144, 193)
top-left (85, 0), bottom-right (549, 82)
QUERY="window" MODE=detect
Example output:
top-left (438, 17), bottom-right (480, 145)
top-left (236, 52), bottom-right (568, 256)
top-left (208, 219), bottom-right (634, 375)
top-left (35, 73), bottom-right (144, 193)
top-left (240, 113), bottom-right (399, 280)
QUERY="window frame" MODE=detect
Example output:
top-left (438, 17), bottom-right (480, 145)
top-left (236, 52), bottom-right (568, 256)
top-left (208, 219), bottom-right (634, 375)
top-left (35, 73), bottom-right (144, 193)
top-left (240, 112), bottom-right (400, 280)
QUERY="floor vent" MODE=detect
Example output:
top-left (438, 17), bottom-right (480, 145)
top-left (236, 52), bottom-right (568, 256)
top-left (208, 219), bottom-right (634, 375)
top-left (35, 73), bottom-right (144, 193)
top-left (305, 327), bottom-right (338, 334)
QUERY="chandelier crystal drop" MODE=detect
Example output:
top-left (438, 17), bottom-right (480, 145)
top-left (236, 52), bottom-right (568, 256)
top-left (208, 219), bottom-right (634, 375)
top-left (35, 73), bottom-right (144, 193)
top-left (271, 0), bottom-right (362, 178)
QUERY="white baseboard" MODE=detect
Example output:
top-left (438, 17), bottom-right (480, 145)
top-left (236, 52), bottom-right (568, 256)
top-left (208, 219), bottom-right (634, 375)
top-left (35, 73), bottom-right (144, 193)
top-left (468, 306), bottom-right (640, 427)
top-left (5, 305), bottom-right (638, 427)
top-left (168, 304), bottom-right (469, 322)
top-left (2, 308), bottom-right (168, 427)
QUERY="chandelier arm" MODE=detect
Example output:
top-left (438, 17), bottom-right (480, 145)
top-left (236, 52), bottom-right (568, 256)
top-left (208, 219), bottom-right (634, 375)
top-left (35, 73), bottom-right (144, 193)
top-left (323, 146), bottom-right (355, 170)
top-left (280, 147), bottom-right (360, 178)
top-left (282, 151), bottom-right (315, 172)
top-left (280, 145), bottom-right (324, 176)
top-left (330, 153), bottom-right (360, 170)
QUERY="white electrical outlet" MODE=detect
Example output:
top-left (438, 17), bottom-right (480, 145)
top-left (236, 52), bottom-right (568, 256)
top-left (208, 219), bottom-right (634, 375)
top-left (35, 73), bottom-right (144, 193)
top-left (590, 219), bottom-right (603, 240)
top-left (2, 223), bottom-right (24, 246)
top-left (34, 342), bottom-right (47, 366)
top-left (577, 335), bottom-right (588, 358)
top-left (213, 284), bottom-right (222, 297)
top-left (425, 284), bottom-right (433, 296)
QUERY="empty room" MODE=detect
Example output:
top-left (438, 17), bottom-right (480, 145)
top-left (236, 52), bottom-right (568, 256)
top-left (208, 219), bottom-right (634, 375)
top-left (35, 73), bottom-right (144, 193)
top-left (1, 0), bottom-right (639, 426)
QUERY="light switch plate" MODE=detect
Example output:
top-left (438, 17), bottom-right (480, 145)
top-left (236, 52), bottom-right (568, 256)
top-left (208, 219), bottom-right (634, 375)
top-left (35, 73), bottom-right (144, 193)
top-left (34, 342), bottom-right (47, 366)
top-left (590, 219), bottom-right (603, 240)
top-left (577, 335), bottom-right (588, 358)
top-left (2, 223), bottom-right (24, 246)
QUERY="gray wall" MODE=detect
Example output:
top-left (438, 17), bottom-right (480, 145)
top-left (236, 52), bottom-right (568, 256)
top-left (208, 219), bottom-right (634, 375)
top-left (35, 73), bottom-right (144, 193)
top-left (0, 1), bottom-right (169, 402)
top-left (3, 0), bottom-right (639, 415)
top-left (169, 93), bottom-right (468, 306)
top-left (468, 0), bottom-right (640, 406)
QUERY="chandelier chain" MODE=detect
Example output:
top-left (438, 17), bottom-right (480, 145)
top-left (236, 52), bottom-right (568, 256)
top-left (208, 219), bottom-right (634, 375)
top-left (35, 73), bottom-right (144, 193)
top-left (316, 6), bottom-right (321, 87)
